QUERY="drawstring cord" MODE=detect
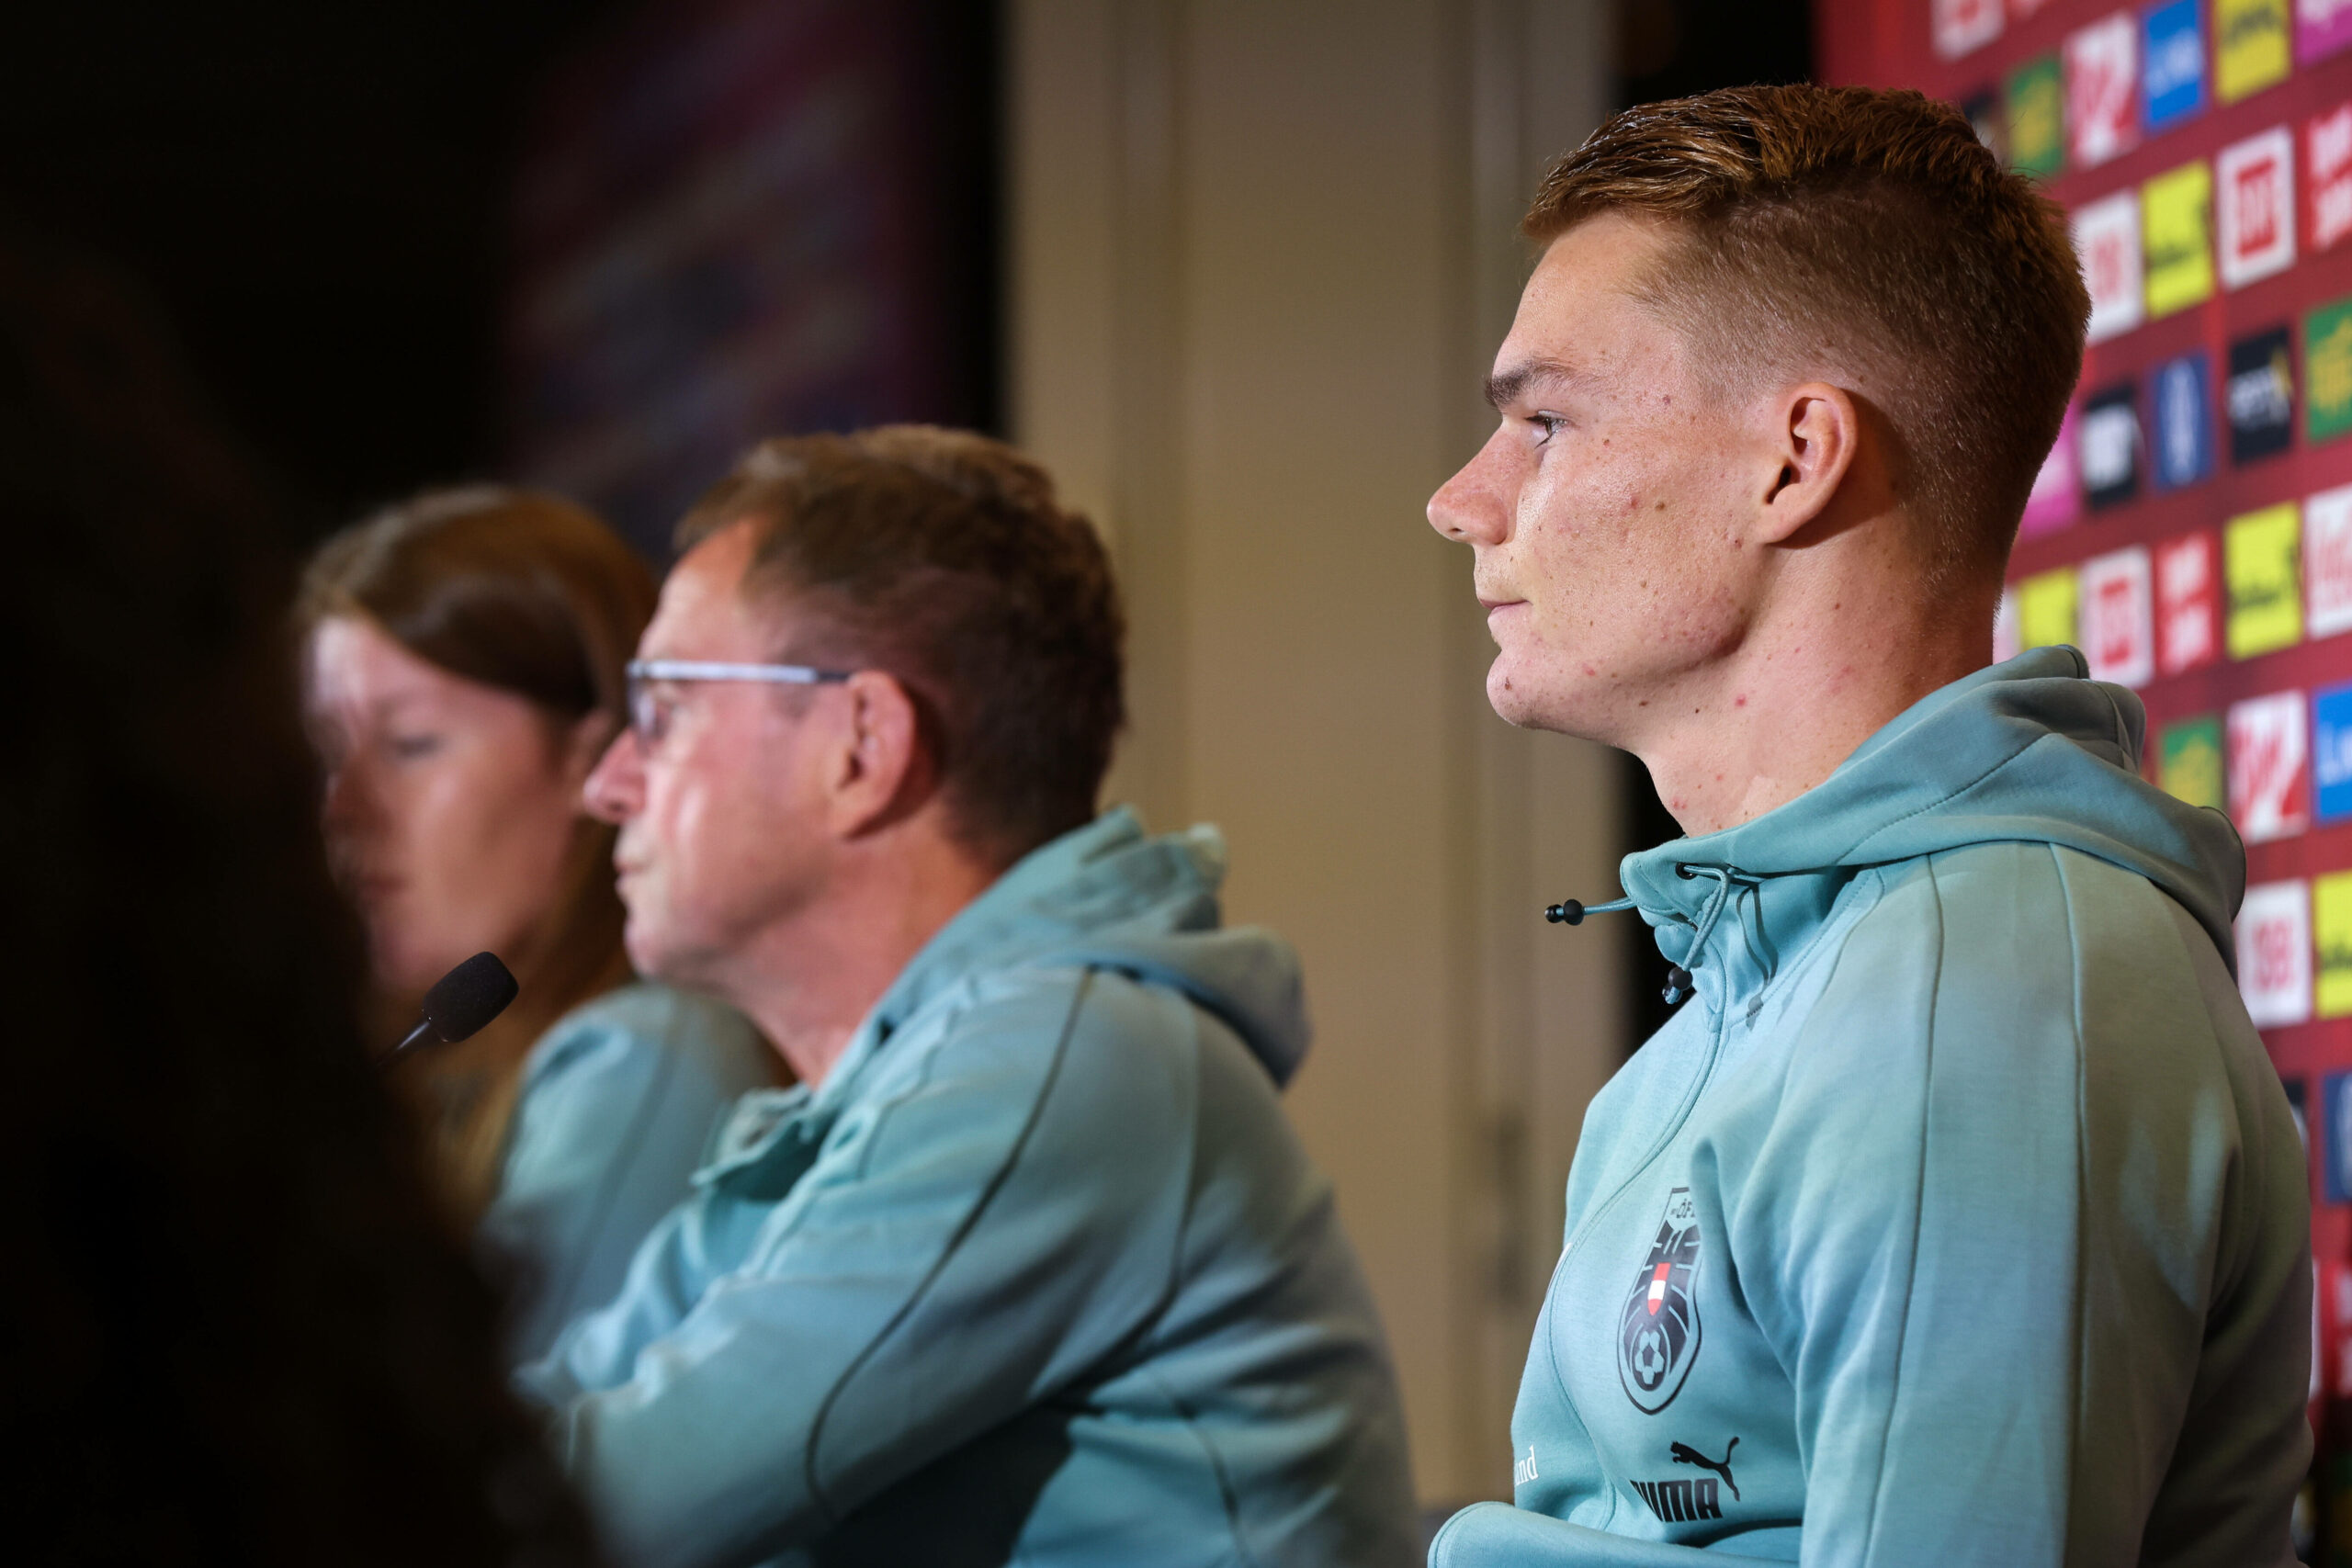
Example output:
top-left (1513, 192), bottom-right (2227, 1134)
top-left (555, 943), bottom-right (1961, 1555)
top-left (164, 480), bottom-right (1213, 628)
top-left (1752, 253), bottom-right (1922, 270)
top-left (1544, 864), bottom-right (1738, 1007)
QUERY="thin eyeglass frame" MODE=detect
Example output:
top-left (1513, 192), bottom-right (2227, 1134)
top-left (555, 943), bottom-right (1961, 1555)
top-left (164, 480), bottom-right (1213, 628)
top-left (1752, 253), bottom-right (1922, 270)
top-left (624, 659), bottom-right (857, 744)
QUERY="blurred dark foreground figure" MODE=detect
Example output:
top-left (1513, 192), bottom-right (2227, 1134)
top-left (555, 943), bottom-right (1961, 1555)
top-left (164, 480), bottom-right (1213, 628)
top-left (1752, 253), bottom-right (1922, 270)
top-left (0, 229), bottom-right (597, 1567)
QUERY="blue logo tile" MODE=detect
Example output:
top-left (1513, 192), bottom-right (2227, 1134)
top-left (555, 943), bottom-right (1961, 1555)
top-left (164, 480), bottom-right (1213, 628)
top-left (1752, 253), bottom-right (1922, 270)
top-left (2317, 682), bottom-right (2352, 824)
top-left (2327, 1073), bottom-right (2352, 1202)
top-left (2151, 351), bottom-right (2214, 491)
top-left (2143, 0), bottom-right (2206, 135)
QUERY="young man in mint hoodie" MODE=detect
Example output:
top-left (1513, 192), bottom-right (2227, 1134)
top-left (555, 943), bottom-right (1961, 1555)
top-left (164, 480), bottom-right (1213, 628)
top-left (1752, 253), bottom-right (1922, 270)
top-left (1426, 85), bottom-right (2310, 1565)
top-left (522, 428), bottom-right (1419, 1567)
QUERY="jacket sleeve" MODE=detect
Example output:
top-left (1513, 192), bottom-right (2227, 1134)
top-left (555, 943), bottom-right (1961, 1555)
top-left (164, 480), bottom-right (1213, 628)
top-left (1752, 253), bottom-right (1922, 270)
top-left (536, 970), bottom-right (1200, 1568)
top-left (1726, 848), bottom-right (2304, 1568)
top-left (480, 990), bottom-right (772, 1363)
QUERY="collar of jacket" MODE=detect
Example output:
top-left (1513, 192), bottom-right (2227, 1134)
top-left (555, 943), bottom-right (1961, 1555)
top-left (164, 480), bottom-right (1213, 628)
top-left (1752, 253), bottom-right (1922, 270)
top-left (1613, 645), bottom-right (2245, 1007)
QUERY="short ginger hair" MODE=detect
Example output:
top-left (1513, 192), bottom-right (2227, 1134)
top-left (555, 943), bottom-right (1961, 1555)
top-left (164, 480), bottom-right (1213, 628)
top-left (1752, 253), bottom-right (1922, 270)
top-left (677, 426), bottom-right (1125, 869)
top-left (1525, 85), bottom-right (2088, 584)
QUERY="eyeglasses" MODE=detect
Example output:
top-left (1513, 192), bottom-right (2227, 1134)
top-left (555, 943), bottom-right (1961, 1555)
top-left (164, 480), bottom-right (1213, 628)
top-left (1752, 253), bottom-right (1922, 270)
top-left (624, 659), bottom-right (854, 746)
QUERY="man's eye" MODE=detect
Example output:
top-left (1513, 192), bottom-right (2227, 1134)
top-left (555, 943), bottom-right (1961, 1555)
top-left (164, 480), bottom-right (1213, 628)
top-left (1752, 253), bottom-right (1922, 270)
top-left (1529, 413), bottom-right (1568, 444)
top-left (388, 733), bottom-right (444, 761)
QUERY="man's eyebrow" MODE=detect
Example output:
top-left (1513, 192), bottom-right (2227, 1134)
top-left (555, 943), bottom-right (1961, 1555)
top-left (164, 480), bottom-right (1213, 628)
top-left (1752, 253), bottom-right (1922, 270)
top-left (1484, 357), bottom-right (1601, 411)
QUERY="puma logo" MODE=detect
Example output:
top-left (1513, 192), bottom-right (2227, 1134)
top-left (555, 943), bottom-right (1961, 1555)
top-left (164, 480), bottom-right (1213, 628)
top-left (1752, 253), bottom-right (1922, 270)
top-left (1669, 1437), bottom-right (1739, 1502)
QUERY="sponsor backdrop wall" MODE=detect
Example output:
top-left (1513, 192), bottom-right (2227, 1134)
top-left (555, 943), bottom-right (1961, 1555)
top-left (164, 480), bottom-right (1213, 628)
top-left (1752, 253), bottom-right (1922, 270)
top-left (1823, 0), bottom-right (2352, 1510)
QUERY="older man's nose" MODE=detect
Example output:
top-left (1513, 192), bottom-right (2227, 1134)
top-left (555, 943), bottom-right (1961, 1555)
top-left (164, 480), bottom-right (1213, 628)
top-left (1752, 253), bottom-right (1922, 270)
top-left (582, 729), bottom-right (646, 824)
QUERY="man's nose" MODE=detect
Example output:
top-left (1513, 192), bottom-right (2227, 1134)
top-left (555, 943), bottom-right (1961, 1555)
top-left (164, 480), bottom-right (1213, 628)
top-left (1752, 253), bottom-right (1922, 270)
top-left (1427, 432), bottom-right (1514, 546)
top-left (582, 728), bottom-right (646, 824)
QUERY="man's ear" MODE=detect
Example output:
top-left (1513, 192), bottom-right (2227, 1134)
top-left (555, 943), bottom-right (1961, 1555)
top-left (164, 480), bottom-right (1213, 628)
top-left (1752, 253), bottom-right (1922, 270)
top-left (1755, 381), bottom-right (1861, 546)
top-left (822, 671), bottom-right (933, 839)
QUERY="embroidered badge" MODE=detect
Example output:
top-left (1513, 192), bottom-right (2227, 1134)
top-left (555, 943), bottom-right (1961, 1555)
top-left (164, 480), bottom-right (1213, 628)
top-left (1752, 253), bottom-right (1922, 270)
top-left (1619, 1187), bottom-right (1703, 1412)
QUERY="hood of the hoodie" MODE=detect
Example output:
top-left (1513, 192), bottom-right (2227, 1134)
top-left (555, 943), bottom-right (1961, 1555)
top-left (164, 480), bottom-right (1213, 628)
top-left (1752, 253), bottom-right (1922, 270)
top-left (1616, 646), bottom-right (2246, 994)
top-left (841, 807), bottom-right (1310, 1092)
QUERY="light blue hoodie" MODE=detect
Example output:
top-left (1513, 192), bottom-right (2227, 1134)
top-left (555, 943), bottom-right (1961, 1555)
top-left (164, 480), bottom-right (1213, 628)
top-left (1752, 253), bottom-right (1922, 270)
top-left (520, 809), bottom-right (1419, 1568)
top-left (481, 983), bottom-right (775, 1362)
top-left (1432, 648), bottom-right (2311, 1567)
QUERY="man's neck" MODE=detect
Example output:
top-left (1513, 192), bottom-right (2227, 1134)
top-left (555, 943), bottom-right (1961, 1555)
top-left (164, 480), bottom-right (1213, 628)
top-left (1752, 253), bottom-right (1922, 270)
top-left (721, 840), bottom-right (1000, 1088)
top-left (1632, 580), bottom-right (1994, 839)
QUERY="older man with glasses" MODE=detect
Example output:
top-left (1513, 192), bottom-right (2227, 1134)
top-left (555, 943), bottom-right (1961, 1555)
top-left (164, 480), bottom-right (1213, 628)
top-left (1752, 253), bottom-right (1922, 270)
top-left (518, 425), bottom-right (1419, 1568)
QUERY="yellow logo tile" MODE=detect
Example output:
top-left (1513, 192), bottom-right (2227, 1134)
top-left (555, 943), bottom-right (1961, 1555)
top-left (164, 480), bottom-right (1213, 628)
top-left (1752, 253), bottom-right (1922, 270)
top-left (2160, 716), bottom-right (2227, 811)
top-left (2226, 502), bottom-right (2304, 658)
top-left (2214, 0), bottom-right (2291, 105)
top-left (2017, 566), bottom-right (2079, 651)
top-left (2315, 871), bottom-right (2352, 1017)
top-left (2143, 161), bottom-right (2214, 319)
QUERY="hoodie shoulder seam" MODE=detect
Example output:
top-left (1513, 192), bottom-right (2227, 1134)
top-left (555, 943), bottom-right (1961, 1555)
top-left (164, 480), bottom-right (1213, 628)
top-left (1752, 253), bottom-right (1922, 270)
top-left (799, 969), bottom-right (1097, 1525)
top-left (1854, 858), bottom-right (1941, 1563)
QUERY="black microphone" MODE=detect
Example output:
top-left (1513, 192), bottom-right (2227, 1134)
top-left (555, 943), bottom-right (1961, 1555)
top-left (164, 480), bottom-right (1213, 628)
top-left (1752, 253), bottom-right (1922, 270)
top-left (379, 952), bottom-right (519, 1065)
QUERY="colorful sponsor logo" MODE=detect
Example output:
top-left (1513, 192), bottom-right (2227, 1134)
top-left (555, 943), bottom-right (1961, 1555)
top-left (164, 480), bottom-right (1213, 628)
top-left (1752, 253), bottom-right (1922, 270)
top-left (2327, 1073), bottom-right (2352, 1198)
top-left (2077, 191), bottom-right (2146, 342)
top-left (2068, 13), bottom-right (2145, 167)
top-left (2317, 682), bottom-right (2352, 822)
top-left (2083, 380), bottom-right (2145, 507)
top-left (2228, 324), bottom-right (2298, 462)
top-left (2301, 0), bottom-right (2352, 63)
top-left (2022, 400), bottom-right (2083, 535)
top-left (2158, 531), bottom-right (2222, 672)
top-left (1935, 0), bottom-right (2005, 59)
top-left (2309, 295), bottom-right (2352, 444)
top-left (2230, 691), bottom-right (2312, 841)
top-left (2081, 547), bottom-right (2156, 685)
top-left (2319, 872), bottom-right (2352, 1019)
top-left (2144, 159), bottom-right (2216, 315)
top-left (2161, 713), bottom-right (2228, 808)
top-left (2144, 0), bottom-right (2211, 132)
top-left (2328, 1072), bottom-right (2352, 1195)
top-left (2312, 484), bottom-right (2352, 637)
top-left (2313, 101), bottom-right (2352, 252)
top-left (2152, 352), bottom-right (2216, 490)
top-left (2217, 127), bottom-right (2298, 287)
top-left (2008, 52), bottom-right (2067, 178)
top-left (2228, 502), bottom-right (2305, 656)
top-left (2217, 0), bottom-right (2294, 103)
top-left (2018, 564), bottom-right (2081, 650)
top-left (2241, 877), bottom-right (2313, 1024)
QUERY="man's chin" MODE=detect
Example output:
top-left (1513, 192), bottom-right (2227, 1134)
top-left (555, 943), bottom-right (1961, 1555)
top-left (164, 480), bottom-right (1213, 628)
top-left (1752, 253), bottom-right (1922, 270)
top-left (1485, 657), bottom-right (1601, 739)
top-left (623, 917), bottom-right (731, 997)
top-left (1485, 657), bottom-right (1557, 729)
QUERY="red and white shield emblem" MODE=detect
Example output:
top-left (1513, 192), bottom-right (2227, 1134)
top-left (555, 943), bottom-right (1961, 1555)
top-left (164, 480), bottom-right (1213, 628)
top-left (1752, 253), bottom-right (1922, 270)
top-left (1619, 1188), bottom-right (1704, 1413)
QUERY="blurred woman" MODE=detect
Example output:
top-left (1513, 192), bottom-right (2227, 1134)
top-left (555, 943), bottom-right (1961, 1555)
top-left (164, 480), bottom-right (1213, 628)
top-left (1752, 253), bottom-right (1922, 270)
top-left (298, 486), bottom-right (775, 1361)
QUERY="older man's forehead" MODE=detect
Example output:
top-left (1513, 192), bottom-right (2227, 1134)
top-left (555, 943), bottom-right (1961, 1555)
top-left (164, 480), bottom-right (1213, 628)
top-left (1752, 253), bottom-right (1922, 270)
top-left (643, 525), bottom-right (774, 659)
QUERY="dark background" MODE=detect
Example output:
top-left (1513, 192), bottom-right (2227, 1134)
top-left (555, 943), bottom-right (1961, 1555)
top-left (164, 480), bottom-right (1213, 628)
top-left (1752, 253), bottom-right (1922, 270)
top-left (0, 0), bottom-right (999, 537)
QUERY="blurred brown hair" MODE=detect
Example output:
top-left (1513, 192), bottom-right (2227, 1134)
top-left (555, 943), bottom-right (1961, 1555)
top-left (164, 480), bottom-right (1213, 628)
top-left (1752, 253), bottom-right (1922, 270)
top-left (1524, 84), bottom-right (2089, 584)
top-left (677, 426), bottom-right (1125, 868)
top-left (297, 486), bottom-right (656, 1216)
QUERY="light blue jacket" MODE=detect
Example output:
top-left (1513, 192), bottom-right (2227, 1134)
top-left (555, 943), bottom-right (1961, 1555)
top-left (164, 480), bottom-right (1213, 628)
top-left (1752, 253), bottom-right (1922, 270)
top-left (481, 983), bottom-right (774, 1362)
top-left (1433, 648), bottom-right (2311, 1567)
top-left (520, 810), bottom-right (1419, 1568)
